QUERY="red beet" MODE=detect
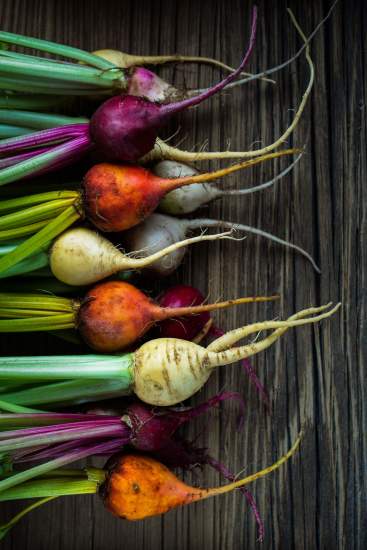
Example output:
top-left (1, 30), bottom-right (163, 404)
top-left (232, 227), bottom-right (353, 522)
top-left (156, 285), bottom-right (210, 340)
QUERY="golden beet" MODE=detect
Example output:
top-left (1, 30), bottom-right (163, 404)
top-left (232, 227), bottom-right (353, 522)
top-left (78, 281), bottom-right (159, 352)
top-left (103, 454), bottom-right (202, 520)
top-left (102, 434), bottom-right (302, 520)
top-left (83, 163), bottom-right (163, 232)
top-left (77, 280), bottom-right (274, 352)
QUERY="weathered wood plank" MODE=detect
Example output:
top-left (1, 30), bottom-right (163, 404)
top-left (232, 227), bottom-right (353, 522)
top-left (0, 0), bottom-right (365, 548)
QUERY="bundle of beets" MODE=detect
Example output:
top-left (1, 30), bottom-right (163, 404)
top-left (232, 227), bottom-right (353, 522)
top-left (0, 3), bottom-right (340, 543)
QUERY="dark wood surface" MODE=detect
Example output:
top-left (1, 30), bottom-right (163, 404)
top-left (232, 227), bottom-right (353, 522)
top-left (0, 0), bottom-right (365, 548)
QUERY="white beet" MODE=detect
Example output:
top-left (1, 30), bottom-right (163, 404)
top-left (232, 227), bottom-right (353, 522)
top-left (154, 160), bottom-right (221, 214)
top-left (154, 156), bottom-right (303, 215)
top-left (124, 213), bottom-right (320, 276)
top-left (133, 303), bottom-right (339, 405)
top-left (123, 214), bottom-right (187, 276)
top-left (49, 226), bottom-right (234, 285)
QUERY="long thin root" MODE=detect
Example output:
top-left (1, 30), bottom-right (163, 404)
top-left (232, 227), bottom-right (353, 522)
top-left (207, 303), bottom-right (341, 366)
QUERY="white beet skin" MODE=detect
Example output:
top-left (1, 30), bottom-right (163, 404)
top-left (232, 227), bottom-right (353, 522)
top-left (123, 212), bottom-right (320, 276)
top-left (154, 156), bottom-right (303, 215)
top-left (154, 161), bottom-right (222, 214)
top-left (49, 226), bottom-right (236, 285)
top-left (133, 303), bottom-right (340, 405)
top-left (123, 215), bottom-right (188, 276)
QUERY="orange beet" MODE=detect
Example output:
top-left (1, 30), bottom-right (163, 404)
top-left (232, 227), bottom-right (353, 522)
top-left (77, 280), bottom-right (277, 352)
top-left (102, 434), bottom-right (302, 520)
top-left (102, 454), bottom-right (202, 520)
top-left (82, 149), bottom-right (299, 232)
top-left (82, 163), bottom-right (163, 232)
top-left (78, 281), bottom-right (159, 351)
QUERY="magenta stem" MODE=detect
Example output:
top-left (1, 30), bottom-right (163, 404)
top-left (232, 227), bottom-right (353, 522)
top-left (31, 136), bottom-right (91, 178)
top-left (0, 412), bottom-right (119, 426)
top-left (0, 124), bottom-right (89, 155)
top-left (0, 418), bottom-right (121, 440)
top-left (0, 422), bottom-right (128, 453)
top-left (14, 437), bottom-right (126, 463)
top-left (160, 6), bottom-right (258, 116)
top-left (0, 147), bottom-right (51, 169)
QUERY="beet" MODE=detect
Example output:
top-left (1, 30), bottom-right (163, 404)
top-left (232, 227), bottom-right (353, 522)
top-left (156, 285), bottom-right (210, 340)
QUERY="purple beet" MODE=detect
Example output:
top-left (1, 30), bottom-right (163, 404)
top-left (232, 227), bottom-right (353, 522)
top-left (89, 7), bottom-right (257, 162)
top-left (0, 6), bottom-right (258, 186)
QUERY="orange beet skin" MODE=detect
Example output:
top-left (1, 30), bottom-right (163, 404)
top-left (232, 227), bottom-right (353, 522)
top-left (76, 280), bottom-right (270, 352)
top-left (103, 454), bottom-right (203, 520)
top-left (82, 163), bottom-right (164, 232)
top-left (78, 281), bottom-right (161, 352)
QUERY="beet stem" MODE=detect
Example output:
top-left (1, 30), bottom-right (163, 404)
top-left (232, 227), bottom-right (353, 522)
top-left (0, 124), bottom-right (89, 155)
top-left (0, 205), bottom-right (80, 274)
top-left (0, 31), bottom-right (116, 70)
top-left (0, 134), bottom-right (92, 187)
top-left (160, 6), bottom-right (258, 116)
top-left (0, 441), bottom-right (110, 493)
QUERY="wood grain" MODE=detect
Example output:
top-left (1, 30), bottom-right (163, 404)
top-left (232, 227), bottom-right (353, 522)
top-left (0, 0), bottom-right (365, 548)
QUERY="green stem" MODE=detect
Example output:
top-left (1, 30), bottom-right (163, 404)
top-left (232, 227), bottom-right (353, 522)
top-left (0, 205), bottom-right (81, 273)
top-left (0, 220), bottom-right (50, 241)
top-left (0, 198), bottom-right (77, 229)
top-left (0, 110), bottom-right (88, 130)
top-left (0, 30), bottom-right (118, 69)
top-left (0, 308), bottom-right (70, 318)
top-left (0, 478), bottom-right (98, 500)
top-left (0, 124), bottom-right (32, 138)
top-left (0, 145), bottom-right (88, 187)
top-left (0, 455), bottom-right (101, 493)
top-left (0, 293), bottom-right (73, 311)
top-left (0, 49), bottom-right (115, 75)
top-left (0, 49), bottom-right (95, 66)
top-left (0, 94), bottom-right (66, 111)
top-left (37, 469), bottom-right (89, 478)
top-left (0, 381), bottom-right (28, 393)
top-left (0, 353), bottom-right (133, 381)
top-left (0, 378), bottom-right (132, 406)
top-left (0, 277), bottom-right (81, 295)
top-left (0, 314), bottom-right (75, 332)
top-left (0, 241), bottom-right (22, 254)
top-left (0, 77), bottom-right (106, 95)
top-left (0, 190), bottom-right (79, 214)
top-left (0, 180), bottom-right (80, 199)
top-left (0, 251), bottom-right (49, 279)
top-left (0, 400), bottom-right (42, 413)
top-left (0, 496), bottom-right (56, 540)
top-left (0, 57), bottom-right (123, 88)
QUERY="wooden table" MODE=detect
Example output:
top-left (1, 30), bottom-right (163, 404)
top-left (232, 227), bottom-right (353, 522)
top-left (0, 0), bottom-right (365, 548)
